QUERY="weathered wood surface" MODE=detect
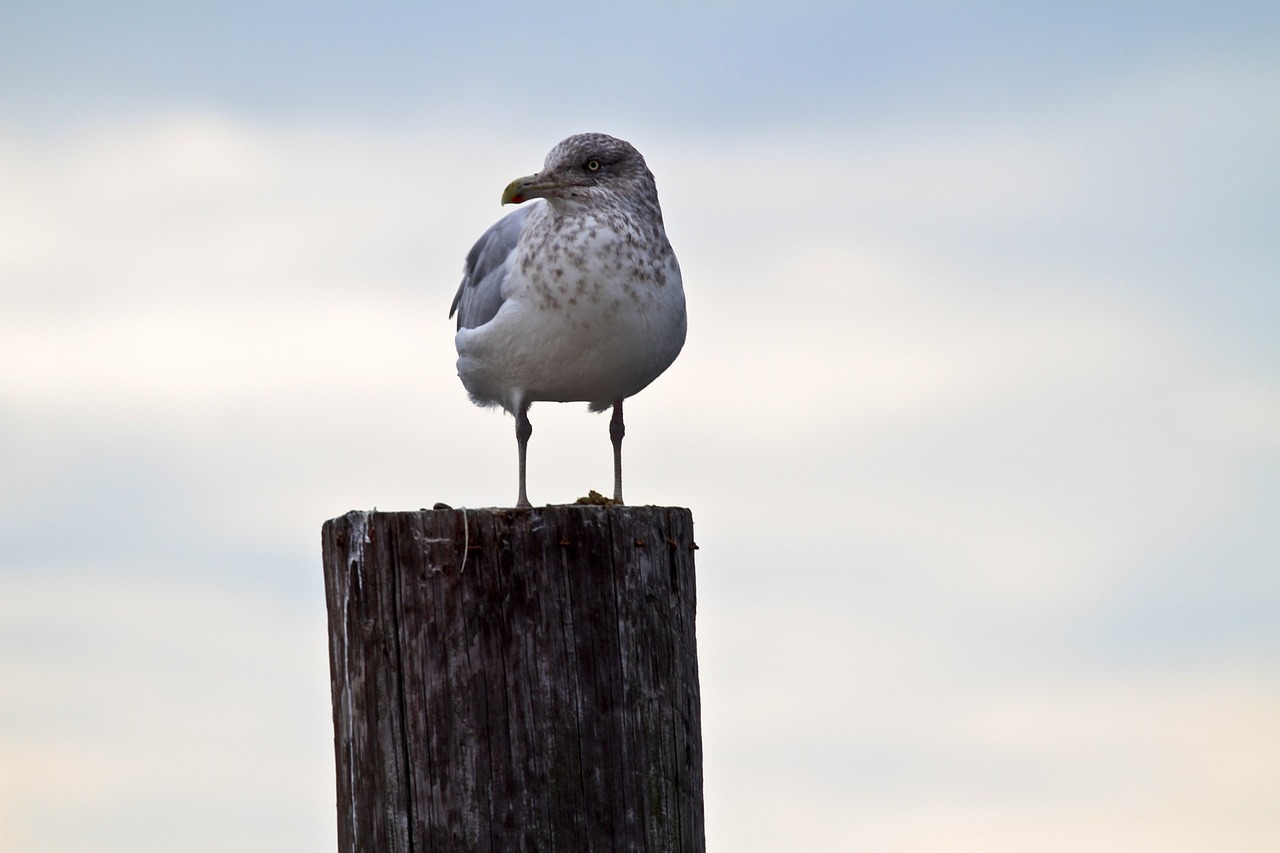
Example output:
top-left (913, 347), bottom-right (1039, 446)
top-left (321, 506), bottom-right (703, 853)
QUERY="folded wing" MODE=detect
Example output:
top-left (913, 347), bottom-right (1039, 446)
top-left (449, 202), bottom-right (540, 331)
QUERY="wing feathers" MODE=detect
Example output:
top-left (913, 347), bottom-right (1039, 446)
top-left (449, 202), bottom-right (539, 330)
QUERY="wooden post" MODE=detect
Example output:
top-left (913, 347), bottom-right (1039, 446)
top-left (321, 506), bottom-right (704, 853)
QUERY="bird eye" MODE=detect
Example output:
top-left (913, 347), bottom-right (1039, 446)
top-left (585, 159), bottom-right (601, 172)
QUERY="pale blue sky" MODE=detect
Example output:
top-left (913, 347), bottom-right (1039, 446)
top-left (5, 2), bottom-right (1276, 347)
top-left (3, 3), bottom-right (1279, 851)
top-left (5, 3), bottom-right (1275, 122)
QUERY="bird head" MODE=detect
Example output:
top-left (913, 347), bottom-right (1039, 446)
top-left (501, 133), bottom-right (655, 207)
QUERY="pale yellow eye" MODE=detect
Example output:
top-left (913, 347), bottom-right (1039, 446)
top-left (585, 159), bottom-right (601, 172)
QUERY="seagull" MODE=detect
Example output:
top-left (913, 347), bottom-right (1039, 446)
top-left (449, 133), bottom-right (686, 508)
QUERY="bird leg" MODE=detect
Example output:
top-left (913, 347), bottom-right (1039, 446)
top-left (610, 399), bottom-right (625, 504)
top-left (515, 402), bottom-right (533, 508)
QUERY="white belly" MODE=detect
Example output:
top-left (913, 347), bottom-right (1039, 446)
top-left (455, 237), bottom-right (686, 413)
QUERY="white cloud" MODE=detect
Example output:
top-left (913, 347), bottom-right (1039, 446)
top-left (700, 605), bottom-right (1280, 852)
top-left (2, 56), bottom-right (1277, 853)
top-left (0, 571), bottom-right (334, 853)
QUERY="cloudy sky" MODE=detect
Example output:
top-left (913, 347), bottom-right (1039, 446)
top-left (3, 2), bottom-right (1278, 851)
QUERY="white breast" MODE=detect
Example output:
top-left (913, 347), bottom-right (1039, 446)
top-left (455, 208), bottom-right (686, 413)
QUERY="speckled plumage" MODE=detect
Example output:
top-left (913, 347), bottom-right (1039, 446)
top-left (449, 133), bottom-right (687, 507)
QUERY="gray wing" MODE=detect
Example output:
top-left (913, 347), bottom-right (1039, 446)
top-left (449, 202), bottom-right (539, 331)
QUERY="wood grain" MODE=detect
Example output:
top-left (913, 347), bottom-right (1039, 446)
top-left (322, 506), bottom-right (703, 853)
